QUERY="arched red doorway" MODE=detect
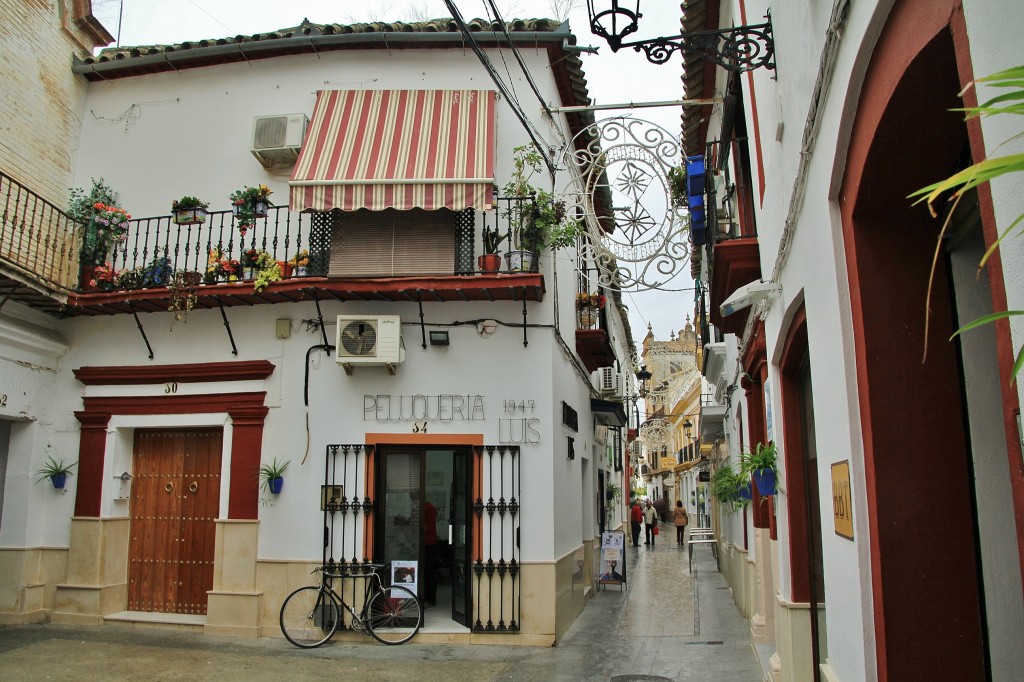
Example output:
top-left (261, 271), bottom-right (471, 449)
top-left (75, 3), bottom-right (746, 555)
top-left (840, 1), bottom-right (1023, 678)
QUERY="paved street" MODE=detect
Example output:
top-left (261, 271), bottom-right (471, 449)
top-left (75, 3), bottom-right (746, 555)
top-left (0, 527), bottom-right (760, 681)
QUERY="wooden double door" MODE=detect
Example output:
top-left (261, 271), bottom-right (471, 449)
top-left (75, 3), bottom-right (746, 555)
top-left (127, 428), bottom-right (222, 614)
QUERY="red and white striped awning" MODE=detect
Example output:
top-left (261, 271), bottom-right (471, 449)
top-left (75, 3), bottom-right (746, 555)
top-left (289, 89), bottom-right (496, 212)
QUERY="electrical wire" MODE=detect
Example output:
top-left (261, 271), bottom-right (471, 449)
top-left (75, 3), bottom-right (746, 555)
top-left (485, 0), bottom-right (557, 124)
top-left (443, 0), bottom-right (555, 176)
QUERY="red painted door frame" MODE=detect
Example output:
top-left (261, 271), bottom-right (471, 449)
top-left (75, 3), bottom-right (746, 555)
top-left (73, 361), bottom-right (274, 520)
top-left (839, 1), bottom-right (1018, 677)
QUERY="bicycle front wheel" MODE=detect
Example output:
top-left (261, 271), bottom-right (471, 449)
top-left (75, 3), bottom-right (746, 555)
top-left (364, 585), bottom-right (422, 645)
top-left (280, 586), bottom-right (340, 648)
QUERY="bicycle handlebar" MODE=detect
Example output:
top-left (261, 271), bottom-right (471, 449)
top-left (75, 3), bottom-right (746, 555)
top-left (312, 563), bottom-right (386, 576)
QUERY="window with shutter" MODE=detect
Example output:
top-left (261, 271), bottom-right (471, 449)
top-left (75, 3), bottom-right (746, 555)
top-left (329, 208), bottom-right (458, 277)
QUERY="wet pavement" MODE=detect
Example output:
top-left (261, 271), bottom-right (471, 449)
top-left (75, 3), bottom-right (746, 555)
top-left (0, 524), bottom-right (761, 681)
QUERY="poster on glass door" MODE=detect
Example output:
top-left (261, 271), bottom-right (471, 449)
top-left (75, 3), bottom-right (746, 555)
top-left (392, 560), bottom-right (419, 593)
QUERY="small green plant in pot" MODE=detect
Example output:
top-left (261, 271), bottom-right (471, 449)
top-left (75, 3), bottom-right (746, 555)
top-left (35, 456), bottom-right (76, 489)
top-left (711, 465), bottom-right (749, 512)
top-left (741, 441), bottom-right (778, 496)
top-left (502, 145), bottom-right (582, 272)
top-left (606, 481), bottom-right (622, 503)
top-left (259, 457), bottom-right (290, 495)
top-left (667, 164), bottom-right (687, 207)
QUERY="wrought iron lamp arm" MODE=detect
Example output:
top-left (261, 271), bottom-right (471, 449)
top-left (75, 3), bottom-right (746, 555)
top-left (618, 20), bottom-right (775, 71)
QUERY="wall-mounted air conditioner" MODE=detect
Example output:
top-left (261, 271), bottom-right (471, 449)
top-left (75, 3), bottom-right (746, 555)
top-left (251, 113), bottom-right (309, 168)
top-left (335, 315), bottom-right (404, 375)
top-left (598, 367), bottom-right (622, 396)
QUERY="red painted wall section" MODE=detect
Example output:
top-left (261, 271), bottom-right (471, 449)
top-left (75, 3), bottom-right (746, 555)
top-left (778, 307), bottom-right (810, 603)
top-left (742, 323), bottom-right (771, 529)
top-left (226, 405), bottom-right (270, 520)
top-left (72, 410), bottom-right (112, 517)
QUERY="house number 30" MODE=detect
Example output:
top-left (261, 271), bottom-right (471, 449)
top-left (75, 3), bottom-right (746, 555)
top-left (165, 382), bottom-right (178, 394)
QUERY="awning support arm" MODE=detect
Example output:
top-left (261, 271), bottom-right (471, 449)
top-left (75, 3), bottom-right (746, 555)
top-left (128, 300), bottom-right (154, 359)
top-left (312, 289), bottom-right (330, 351)
top-left (522, 288), bottom-right (529, 347)
top-left (216, 298), bottom-right (239, 356)
top-left (417, 295), bottom-right (427, 349)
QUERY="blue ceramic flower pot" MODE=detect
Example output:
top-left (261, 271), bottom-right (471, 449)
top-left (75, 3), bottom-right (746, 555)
top-left (738, 482), bottom-right (753, 501)
top-left (752, 469), bottom-right (777, 496)
top-left (268, 477), bottom-right (283, 495)
top-left (51, 473), bottom-right (67, 489)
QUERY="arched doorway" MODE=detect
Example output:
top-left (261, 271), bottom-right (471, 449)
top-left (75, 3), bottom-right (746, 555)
top-left (840, 1), bottom-right (1024, 678)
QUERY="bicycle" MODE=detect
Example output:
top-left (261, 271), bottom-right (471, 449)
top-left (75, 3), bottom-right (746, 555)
top-left (279, 564), bottom-right (423, 647)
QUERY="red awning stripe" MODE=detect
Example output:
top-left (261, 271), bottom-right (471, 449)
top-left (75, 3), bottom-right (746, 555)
top-left (289, 90), bottom-right (496, 212)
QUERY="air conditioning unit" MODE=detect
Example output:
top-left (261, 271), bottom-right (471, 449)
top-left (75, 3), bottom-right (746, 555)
top-left (251, 113), bottom-right (309, 168)
top-left (335, 315), bottom-right (404, 374)
top-left (598, 367), bottom-right (622, 396)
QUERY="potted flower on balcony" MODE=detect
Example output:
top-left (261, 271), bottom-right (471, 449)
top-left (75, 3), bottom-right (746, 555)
top-left (205, 247), bottom-right (239, 283)
top-left (230, 184), bottom-right (273, 237)
top-left (252, 250), bottom-right (282, 292)
top-left (288, 249), bottom-right (310, 277)
top-left (69, 179), bottom-right (132, 289)
top-left (576, 291), bottom-right (606, 329)
top-left (168, 269), bottom-right (203, 324)
top-left (240, 249), bottom-right (261, 280)
top-left (116, 266), bottom-right (146, 290)
top-left (90, 263), bottom-right (117, 292)
top-left (479, 226), bottom-right (506, 272)
top-left (503, 146), bottom-right (582, 272)
top-left (171, 195), bottom-right (210, 225)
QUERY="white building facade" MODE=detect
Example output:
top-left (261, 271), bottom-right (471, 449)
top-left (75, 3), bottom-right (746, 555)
top-left (0, 13), bottom-right (635, 645)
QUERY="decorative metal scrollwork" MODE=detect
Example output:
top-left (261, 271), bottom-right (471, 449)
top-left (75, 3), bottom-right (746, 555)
top-left (560, 117), bottom-right (693, 293)
top-left (639, 419), bottom-right (672, 449)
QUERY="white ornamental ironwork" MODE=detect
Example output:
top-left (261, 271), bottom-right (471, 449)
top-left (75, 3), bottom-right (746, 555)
top-left (560, 117), bottom-right (692, 293)
top-left (639, 418), bottom-right (672, 448)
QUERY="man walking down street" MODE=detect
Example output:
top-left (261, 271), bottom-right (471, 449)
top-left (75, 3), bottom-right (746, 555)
top-left (643, 499), bottom-right (657, 547)
top-left (630, 499), bottom-right (643, 546)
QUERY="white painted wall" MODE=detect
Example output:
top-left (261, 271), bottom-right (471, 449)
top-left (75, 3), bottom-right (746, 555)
top-left (35, 39), bottom-right (635, 573)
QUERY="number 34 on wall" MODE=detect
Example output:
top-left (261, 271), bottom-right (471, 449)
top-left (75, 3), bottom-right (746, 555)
top-left (412, 421), bottom-right (428, 433)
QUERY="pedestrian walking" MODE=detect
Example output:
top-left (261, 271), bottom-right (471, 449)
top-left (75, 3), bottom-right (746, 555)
top-left (673, 500), bottom-right (688, 546)
top-left (643, 499), bottom-right (657, 546)
top-left (630, 499), bottom-right (643, 546)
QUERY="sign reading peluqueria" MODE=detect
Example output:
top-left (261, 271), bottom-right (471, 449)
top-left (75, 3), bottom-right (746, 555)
top-left (363, 394), bottom-right (486, 422)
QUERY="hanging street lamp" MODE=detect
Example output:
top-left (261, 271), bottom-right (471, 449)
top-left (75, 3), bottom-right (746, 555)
top-left (586, 1), bottom-right (775, 72)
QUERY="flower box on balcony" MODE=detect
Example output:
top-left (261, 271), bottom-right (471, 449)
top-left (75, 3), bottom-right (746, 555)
top-left (171, 196), bottom-right (210, 225)
top-left (173, 207), bottom-right (208, 225)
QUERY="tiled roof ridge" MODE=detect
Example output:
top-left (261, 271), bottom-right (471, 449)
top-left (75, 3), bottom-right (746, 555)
top-left (88, 17), bottom-right (563, 62)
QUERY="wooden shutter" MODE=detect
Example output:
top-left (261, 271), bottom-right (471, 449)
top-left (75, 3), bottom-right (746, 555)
top-left (329, 208), bottom-right (455, 277)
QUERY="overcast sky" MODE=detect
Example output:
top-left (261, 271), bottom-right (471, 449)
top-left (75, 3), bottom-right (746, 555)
top-left (89, 0), bottom-right (698, 350)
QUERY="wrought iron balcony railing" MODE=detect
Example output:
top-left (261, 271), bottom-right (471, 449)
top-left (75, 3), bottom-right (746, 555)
top-left (0, 171), bottom-right (82, 293)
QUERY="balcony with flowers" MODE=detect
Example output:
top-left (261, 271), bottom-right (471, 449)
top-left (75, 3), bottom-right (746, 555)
top-left (0, 174), bottom-right (557, 319)
top-left (575, 283), bottom-right (615, 373)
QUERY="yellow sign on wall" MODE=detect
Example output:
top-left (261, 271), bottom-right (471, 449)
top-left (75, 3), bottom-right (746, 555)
top-left (831, 460), bottom-right (853, 540)
top-left (660, 457), bottom-right (676, 470)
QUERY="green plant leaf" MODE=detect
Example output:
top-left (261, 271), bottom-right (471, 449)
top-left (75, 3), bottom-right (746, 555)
top-left (951, 309), bottom-right (1024, 337)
